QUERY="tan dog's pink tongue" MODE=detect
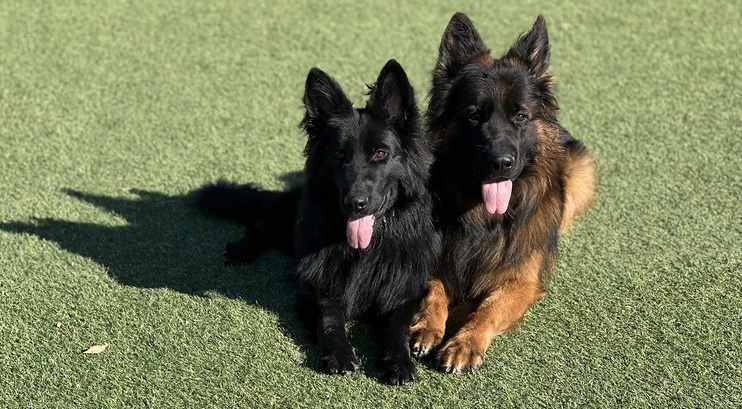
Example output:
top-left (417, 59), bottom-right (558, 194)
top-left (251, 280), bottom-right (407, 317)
top-left (482, 180), bottom-right (513, 215)
top-left (346, 215), bottom-right (375, 249)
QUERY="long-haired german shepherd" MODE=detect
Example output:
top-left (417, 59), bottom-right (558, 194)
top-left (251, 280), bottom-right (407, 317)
top-left (197, 59), bottom-right (440, 385)
top-left (409, 13), bottom-right (597, 373)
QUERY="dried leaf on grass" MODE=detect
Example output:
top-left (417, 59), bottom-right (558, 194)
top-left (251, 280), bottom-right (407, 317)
top-left (82, 344), bottom-right (109, 354)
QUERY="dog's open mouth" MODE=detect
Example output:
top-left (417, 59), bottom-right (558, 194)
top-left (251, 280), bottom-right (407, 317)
top-left (345, 191), bottom-right (392, 250)
top-left (482, 180), bottom-right (512, 215)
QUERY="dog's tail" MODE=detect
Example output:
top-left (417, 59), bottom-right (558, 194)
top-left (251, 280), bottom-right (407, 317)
top-left (194, 180), bottom-right (301, 259)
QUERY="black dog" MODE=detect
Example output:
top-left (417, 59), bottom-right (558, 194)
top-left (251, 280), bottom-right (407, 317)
top-left (197, 60), bottom-right (440, 385)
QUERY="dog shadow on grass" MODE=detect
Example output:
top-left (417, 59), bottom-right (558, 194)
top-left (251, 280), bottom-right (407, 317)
top-left (0, 177), bottom-right (385, 381)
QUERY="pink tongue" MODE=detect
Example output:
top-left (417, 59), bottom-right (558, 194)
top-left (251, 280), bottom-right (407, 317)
top-left (482, 180), bottom-right (513, 215)
top-left (346, 215), bottom-right (375, 249)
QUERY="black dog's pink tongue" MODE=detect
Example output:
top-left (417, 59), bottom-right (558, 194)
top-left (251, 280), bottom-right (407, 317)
top-left (482, 180), bottom-right (513, 215)
top-left (346, 215), bottom-right (375, 249)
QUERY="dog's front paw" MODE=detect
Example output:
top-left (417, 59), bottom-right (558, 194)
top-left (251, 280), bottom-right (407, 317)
top-left (437, 334), bottom-right (485, 374)
top-left (409, 317), bottom-right (444, 358)
top-left (319, 346), bottom-right (360, 375)
top-left (224, 239), bottom-right (259, 265)
top-left (381, 356), bottom-right (416, 385)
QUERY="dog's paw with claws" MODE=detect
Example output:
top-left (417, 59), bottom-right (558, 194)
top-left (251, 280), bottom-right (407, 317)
top-left (381, 356), bottom-right (416, 385)
top-left (409, 317), bottom-right (444, 358)
top-left (436, 334), bottom-right (485, 374)
top-left (319, 346), bottom-right (360, 376)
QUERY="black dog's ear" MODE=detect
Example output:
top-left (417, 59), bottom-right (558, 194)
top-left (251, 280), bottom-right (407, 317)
top-left (506, 15), bottom-right (550, 77)
top-left (301, 67), bottom-right (352, 133)
top-left (367, 59), bottom-right (417, 126)
top-left (434, 12), bottom-right (491, 83)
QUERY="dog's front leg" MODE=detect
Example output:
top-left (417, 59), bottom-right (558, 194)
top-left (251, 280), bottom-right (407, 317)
top-left (437, 251), bottom-right (546, 374)
top-left (378, 301), bottom-right (417, 385)
top-left (316, 297), bottom-right (359, 375)
top-left (409, 278), bottom-right (449, 358)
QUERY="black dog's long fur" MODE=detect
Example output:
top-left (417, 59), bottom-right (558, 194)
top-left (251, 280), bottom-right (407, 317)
top-left (196, 60), bottom-right (440, 385)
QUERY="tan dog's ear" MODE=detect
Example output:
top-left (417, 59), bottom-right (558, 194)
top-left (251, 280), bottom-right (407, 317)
top-left (505, 16), bottom-right (557, 119)
top-left (434, 12), bottom-right (491, 83)
top-left (506, 15), bottom-right (550, 78)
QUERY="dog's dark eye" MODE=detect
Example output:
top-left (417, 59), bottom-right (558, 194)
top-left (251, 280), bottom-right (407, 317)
top-left (466, 106), bottom-right (480, 125)
top-left (371, 149), bottom-right (388, 162)
top-left (513, 112), bottom-right (529, 124)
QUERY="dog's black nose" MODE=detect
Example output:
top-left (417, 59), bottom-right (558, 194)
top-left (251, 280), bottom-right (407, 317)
top-left (494, 155), bottom-right (514, 172)
top-left (352, 197), bottom-right (368, 211)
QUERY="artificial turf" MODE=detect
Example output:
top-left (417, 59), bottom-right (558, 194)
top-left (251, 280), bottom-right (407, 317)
top-left (1, 1), bottom-right (740, 407)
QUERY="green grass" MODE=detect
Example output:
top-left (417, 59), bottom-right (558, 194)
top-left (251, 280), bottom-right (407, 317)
top-left (1, 1), bottom-right (740, 407)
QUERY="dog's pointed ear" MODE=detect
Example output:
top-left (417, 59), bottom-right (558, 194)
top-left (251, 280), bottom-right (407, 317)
top-left (506, 15), bottom-right (550, 77)
top-left (367, 59), bottom-right (417, 126)
top-left (434, 12), bottom-right (491, 82)
top-left (506, 16), bottom-right (558, 120)
top-left (301, 67), bottom-right (352, 132)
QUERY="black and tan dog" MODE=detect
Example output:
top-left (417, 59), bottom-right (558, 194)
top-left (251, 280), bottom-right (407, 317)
top-left (410, 13), bottom-right (597, 373)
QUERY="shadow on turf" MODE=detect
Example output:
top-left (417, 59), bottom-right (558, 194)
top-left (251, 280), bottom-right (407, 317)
top-left (0, 180), bottom-right (390, 381)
